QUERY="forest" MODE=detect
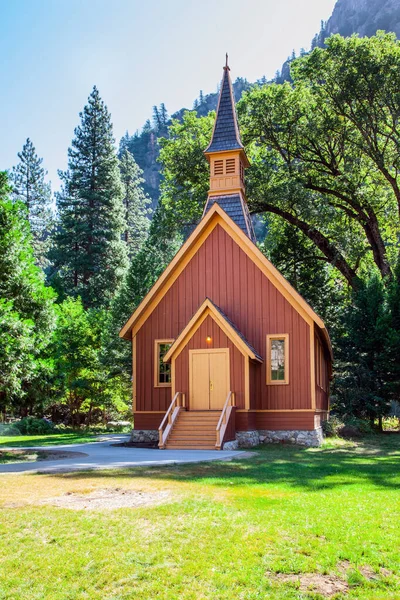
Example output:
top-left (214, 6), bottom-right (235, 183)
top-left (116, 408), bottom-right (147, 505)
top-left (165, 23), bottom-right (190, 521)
top-left (1, 32), bottom-right (400, 431)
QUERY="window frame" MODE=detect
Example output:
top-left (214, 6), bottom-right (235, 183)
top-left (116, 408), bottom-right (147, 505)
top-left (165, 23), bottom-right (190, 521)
top-left (154, 339), bottom-right (174, 388)
top-left (266, 334), bottom-right (289, 385)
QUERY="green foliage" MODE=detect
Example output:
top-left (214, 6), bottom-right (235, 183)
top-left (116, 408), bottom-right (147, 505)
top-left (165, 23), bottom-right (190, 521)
top-left (333, 274), bottom-right (400, 426)
top-left (52, 86), bottom-right (128, 309)
top-left (0, 172), bottom-right (56, 413)
top-left (119, 149), bottom-right (151, 258)
top-left (10, 138), bottom-right (53, 269)
top-left (239, 33), bottom-right (400, 285)
top-left (14, 417), bottom-right (55, 435)
top-left (103, 205), bottom-right (182, 383)
top-left (321, 416), bottom-right (344, 437)
top-left (158, 110), bottom-right (214, 235)
top-left (263, 218), bottom-right (349, 337)
top-left (0, 423), bottom-right (21, 436)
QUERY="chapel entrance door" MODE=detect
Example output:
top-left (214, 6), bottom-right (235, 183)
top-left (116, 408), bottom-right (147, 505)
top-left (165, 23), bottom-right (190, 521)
top-left (190, 349), bottom-right (229, 410)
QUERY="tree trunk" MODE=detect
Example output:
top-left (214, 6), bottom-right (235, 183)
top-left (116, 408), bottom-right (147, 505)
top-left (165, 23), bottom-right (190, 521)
top-left (253, 202), bottom-right (359, 288)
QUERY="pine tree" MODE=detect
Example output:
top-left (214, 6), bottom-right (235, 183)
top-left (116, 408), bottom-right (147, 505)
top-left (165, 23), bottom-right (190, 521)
top-left (119, 149), bottom-right (151, 258)
top-left (152, 106), bottom-right (161, 131)
top-left (10, 138), bottom-right (53, 268)
top-left (53, 86), bottom-right (128, 309)
top-left (160, 103), bottom-right (169, 130)
top-left (102, 205), bottom-right (182, 382)
top-left (0, 172), bottom-right (55, 416)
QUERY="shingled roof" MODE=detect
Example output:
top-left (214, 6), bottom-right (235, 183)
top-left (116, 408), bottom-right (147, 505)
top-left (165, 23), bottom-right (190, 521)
top-left (203, 194), bottom-right (256, 244)
top-left (205, 66), bottom-right (244, 154)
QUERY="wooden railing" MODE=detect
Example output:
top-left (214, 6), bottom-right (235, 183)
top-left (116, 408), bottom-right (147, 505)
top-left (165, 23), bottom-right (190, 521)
top-left (215, 391), bottom-right (236, 450)
top-left (158, 392), bottom-right (186, 449)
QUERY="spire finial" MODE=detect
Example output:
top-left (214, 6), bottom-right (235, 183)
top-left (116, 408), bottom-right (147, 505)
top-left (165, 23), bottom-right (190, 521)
top-left (225, 53), bottom-right (230, 70)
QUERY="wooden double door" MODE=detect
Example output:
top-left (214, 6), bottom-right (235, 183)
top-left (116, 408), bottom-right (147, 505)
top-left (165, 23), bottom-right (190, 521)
top-left (189, 349), bottom-right (230, 410)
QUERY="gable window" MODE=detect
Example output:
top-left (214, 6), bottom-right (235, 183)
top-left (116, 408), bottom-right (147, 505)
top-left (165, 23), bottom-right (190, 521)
top-left (266, 334), bottom-right (289, 385)
top-left (154, 339), bottom-right (174, 387)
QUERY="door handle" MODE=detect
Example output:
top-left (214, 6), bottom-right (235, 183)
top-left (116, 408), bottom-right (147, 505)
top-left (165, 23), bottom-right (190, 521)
top-left (210, 380), bottom-right (213, 391)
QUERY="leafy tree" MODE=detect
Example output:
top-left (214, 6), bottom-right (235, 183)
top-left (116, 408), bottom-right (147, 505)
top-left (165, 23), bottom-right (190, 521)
top-left (119, 149), bottom-right (151, 258)
top-left (0, 172), bottom-right (55, 417)
top-left (50, 297), bottom-right (129, 426)
top-left (52, 86), bottom-right (128, 308)
top-left (158, 110), bottom-right (214, 235)
top-left (10, 138), bottom-right (53, 268)
top-left (264, 218), bottom-right (348, 336)
top-left (238, 33), bottom-right (400, 286)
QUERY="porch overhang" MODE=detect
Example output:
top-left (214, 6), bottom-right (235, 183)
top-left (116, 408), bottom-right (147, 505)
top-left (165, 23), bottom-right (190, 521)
top-left (163, 297), bottom-right (263, 364)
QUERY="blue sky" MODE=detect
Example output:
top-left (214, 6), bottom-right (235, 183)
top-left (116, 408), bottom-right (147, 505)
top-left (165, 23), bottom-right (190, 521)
top-left (1, 0), bottom-right (336, 190)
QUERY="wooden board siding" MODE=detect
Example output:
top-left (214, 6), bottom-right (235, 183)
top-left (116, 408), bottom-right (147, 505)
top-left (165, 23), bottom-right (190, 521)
top-left (254, 411), bottom-right (315, 431)
top-left (135, 224), bottom-right (312, 417)
top-left (134, 412), bottom-right (163, 430)
top-left (175, 315), bottom-right (245, 409)
top-left (315, 331), bottom-right (329, 412)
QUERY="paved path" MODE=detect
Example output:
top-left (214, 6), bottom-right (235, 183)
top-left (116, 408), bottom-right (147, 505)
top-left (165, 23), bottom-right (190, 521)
top-left (0, 435), bottom-right (247, 474)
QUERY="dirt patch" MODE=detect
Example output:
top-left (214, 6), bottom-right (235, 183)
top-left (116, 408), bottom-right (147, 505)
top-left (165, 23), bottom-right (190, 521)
top-left (0, 449), bottom-right (86, 464)
top-left (267, 563), bottom-right (395, 597)
top-left (41, 487), bottom-right (173, 510)
top-left (267, 572), bottom-right (348, 597)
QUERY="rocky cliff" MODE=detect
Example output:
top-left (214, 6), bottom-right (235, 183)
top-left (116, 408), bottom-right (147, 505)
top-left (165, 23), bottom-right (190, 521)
top-left (323, 0), bottom-right (400, 39)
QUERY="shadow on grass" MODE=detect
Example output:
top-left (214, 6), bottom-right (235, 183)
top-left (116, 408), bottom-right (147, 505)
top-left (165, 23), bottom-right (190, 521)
top-left (48, 434), bottom-right (400, 492)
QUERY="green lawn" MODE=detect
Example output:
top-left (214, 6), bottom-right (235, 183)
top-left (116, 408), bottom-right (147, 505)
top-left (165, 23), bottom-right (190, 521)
top-left (0, 435), bottom-right (399, 599)
top-left (0, 432), bottom-right (98, 448)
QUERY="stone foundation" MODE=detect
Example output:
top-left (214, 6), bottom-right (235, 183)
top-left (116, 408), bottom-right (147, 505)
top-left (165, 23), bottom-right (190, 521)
top-left (234, 428), bottom-right (324, 448)
top-left (130, 429), bottom-right (159, 444)
top-left (259, 428), bottom-right (323, 447)
top-left (235, 430), bottom-right (260, 448)
top-left (222, 439), bottom-right (239, 451)
top-left (130, 428), bottom-right (323, 448)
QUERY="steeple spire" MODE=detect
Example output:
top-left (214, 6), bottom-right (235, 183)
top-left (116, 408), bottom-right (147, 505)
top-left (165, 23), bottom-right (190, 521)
top-left (204, 59), bottom-right (245, 155)
top-left (203, 60), bottom-right (255, 243)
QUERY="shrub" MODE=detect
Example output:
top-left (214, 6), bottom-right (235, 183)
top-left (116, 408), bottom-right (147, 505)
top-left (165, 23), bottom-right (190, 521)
top-left (322, 416), bottom-right (344, 437)
top-left (14, 417), bottom-right (55, 436)
top-left (0, 423), bottom-right (21, 436)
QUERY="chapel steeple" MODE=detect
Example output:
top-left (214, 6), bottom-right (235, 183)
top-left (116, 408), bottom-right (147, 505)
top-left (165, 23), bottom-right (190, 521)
top-left (203, 57), bottom-right (256, 243)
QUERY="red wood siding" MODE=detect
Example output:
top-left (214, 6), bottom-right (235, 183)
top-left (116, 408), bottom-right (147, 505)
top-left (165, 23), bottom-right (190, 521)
top-left (135, 224), bottom-right (313, 417)
top-left (175, 315), bottom-right (245, 408)
top-left (134, 413), bottom-right (163, 430)
top-left (315, 332), bottom-right (329, 412)
top-left (255, 411), bottom-right (315, 431)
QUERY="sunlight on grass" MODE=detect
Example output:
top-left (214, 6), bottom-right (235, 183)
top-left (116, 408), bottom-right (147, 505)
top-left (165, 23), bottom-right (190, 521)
top-left (0, 433), bottom-right (97, 448)
top-left (0, 436), bottom-right (399, 599)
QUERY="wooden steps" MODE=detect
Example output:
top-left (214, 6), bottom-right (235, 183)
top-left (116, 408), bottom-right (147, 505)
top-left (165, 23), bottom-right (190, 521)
top-left (164, 411), bottom-right (220, 450)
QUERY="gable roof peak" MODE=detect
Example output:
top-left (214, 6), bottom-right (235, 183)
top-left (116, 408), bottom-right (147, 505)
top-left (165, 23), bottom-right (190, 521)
top-left (204, 60), bottom-right (244, 154)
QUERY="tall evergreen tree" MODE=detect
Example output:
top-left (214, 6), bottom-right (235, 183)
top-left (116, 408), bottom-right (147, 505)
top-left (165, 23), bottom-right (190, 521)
top-left (10, 138), bottom-right (53, 268)
top-left (0, 172), bottom-right (55, 416)
top-left (53, 86), bottom-right (128, 308)
top-left (119, 149), bottom-right (151, 258)
top-left (102, 205), bottom-right (182, 386)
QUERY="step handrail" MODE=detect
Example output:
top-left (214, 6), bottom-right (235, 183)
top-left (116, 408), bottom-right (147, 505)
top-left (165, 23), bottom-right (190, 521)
top-left (159, 392), bottom-right (186, 449)
top-left (216, 391), bottom-right (236, 449)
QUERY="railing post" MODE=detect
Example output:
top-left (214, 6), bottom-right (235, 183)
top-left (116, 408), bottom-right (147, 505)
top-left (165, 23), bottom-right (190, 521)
top-left (182, 393), bottom-right (186, 408)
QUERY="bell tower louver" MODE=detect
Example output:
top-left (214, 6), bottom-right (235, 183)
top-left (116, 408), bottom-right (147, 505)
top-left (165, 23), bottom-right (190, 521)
top-left (203, 57), bottom-right (256, 243)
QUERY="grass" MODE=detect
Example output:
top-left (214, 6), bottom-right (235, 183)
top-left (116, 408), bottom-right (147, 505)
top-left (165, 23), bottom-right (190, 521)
top-left (0, 432), bottom-right (98, 448)
top-left (0, 435), bottom-right (399, 599)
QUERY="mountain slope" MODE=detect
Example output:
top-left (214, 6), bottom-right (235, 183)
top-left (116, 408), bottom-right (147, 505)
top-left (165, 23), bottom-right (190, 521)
top-left (127, 0), bottom-right (400, 207)
top-left (323, 0), bottom-right (400, 39)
